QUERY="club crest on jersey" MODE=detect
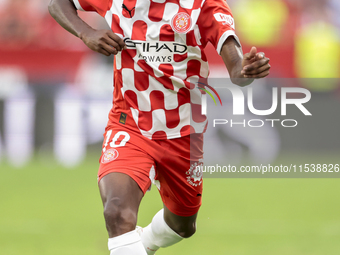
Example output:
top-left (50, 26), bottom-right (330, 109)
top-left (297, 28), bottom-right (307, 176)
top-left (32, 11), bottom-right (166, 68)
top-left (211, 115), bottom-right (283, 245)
top-left (101, 148), bottom-right (119, 164)
top-left (186, 161), bottom-right (203, 187)
top-left (171, 12), bottom-right (192, 34)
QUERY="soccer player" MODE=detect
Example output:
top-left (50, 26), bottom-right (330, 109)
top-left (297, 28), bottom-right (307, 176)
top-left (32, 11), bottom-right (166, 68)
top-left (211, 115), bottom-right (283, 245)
top-left (48, 0), bottom-right (270, 254)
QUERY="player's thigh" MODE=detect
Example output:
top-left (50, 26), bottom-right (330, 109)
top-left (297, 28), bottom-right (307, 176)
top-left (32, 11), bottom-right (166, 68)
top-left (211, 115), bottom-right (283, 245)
top-left (99, 172), bottom-right (144, 211)
top-left (99, 172), bottom-right (145, 237)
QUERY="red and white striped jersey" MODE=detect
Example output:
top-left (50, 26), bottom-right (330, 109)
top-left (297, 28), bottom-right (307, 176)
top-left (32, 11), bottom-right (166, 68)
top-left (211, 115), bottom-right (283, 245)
top-left (73, 0), bottom-right (239, 140)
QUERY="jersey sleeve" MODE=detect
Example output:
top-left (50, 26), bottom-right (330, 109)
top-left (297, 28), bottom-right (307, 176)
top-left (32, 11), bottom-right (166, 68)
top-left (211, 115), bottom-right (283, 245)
top-left (197, 0), bottom-right (241, 54)
top-left (73, 0), bottom-right (112, 17)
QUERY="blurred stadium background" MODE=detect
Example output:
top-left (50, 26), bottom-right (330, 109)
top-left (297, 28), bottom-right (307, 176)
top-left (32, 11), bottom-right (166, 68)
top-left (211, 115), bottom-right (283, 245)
top-left (1, 0), bottom-right (340, 254)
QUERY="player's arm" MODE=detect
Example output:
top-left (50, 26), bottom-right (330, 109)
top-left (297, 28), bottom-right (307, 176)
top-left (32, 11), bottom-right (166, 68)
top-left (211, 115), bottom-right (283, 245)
top-left (221, 36), bottom-right (271, 86)
top-left (48, 0), bottom-right (126, 56)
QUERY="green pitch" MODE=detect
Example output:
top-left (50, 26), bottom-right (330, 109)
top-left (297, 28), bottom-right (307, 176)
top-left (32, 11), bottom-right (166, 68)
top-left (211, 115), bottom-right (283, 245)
top-left (1, 153), bottom-right (340, 255)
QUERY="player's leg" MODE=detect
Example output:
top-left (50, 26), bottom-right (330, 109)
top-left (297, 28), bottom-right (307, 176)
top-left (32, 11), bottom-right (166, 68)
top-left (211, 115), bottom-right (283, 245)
top-left (99, 172), bottom-right (147, 255)
top-left (99, 172), bottom-right (143, 237)
top-left (139, 134), bottom-right (204, 254)
top-left (139, 205), bottom-right (198, 255)
top-left (98, 126), bottom-right (157, 254)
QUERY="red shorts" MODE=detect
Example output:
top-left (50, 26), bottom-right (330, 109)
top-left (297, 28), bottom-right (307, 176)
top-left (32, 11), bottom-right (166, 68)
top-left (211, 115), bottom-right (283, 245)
top-left (98, 124), bottom-right (204, 217)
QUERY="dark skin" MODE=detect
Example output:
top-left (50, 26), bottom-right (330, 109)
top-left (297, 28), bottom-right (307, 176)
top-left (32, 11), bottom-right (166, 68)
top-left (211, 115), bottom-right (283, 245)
top-left (48, 0), bottom-right (270, 239)
top-left (221, 36), bottom-right (271, 86)
top-left (48, 0), bottom-right (126, 55)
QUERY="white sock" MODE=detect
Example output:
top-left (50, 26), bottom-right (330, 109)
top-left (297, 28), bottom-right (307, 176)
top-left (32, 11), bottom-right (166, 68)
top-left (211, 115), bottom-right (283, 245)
top-left (108, 230), bottom-right (147, 255)
top-left (140, 209), bottom-right (183, 255)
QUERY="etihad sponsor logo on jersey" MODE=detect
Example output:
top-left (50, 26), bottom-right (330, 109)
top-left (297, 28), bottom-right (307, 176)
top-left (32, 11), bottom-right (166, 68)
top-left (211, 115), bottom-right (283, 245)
top-left (213, 13), bottom-right (235, 29)
top-left (124, 38), bottom-right (188, 63)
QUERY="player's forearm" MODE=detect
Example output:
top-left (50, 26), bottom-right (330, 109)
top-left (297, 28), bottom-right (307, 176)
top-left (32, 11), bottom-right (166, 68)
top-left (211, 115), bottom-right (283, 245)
top-left (48, 0), bottom-right (94, 40)
top-left (221, 37), bottom-right (254, 87)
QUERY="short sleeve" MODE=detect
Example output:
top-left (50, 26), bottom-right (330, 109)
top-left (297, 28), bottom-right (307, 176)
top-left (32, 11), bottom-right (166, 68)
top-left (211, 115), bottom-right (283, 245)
top-left (197, 0), bottom-right (241, 54)
top-left (73, 0), bottom-right (112, 17)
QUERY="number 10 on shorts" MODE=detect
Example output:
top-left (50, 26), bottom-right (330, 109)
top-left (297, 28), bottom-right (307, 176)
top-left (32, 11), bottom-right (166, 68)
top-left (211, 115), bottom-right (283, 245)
top-left (103, 130), bottom-right (131, 152)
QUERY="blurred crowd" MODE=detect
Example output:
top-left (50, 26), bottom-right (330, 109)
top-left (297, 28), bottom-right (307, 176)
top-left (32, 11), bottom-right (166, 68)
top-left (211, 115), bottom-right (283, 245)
top-left (229, 0), bottom-right (340, 80)
top-left (0, 0), bottom-right (97, 49)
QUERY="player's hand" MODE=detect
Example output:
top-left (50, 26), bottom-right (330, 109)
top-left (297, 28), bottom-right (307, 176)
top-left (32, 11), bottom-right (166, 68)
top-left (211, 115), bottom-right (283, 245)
top-left (80, 29), bottom-right (127, 56)
top-left (241, 47), bottom-right (271, 79)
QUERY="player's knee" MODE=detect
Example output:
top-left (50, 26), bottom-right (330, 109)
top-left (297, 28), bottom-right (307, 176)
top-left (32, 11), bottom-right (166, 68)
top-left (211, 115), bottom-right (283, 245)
top-left (103, 197), bottom-right (137, 234)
